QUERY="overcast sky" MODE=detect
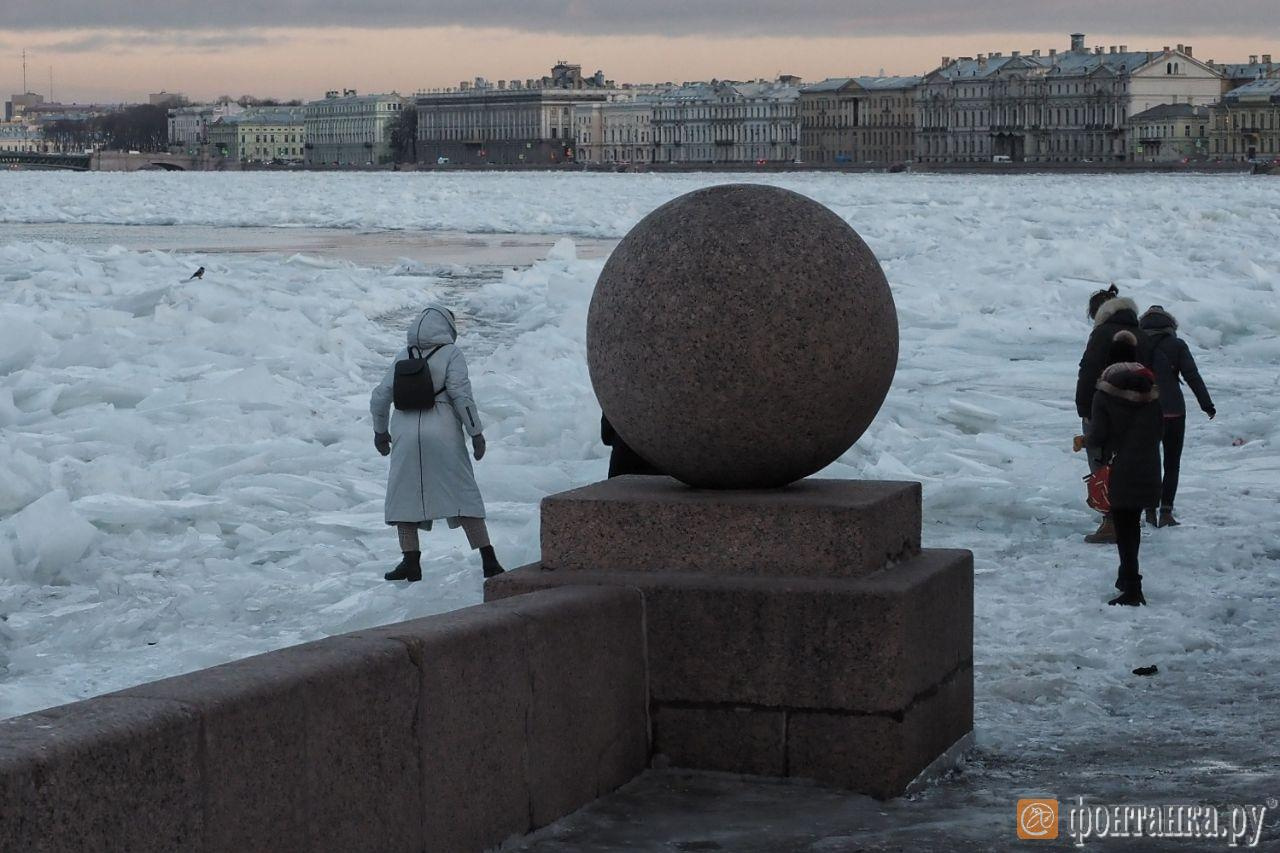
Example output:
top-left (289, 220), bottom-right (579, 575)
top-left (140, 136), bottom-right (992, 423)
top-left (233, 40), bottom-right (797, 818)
top-left (1, 1), bottom-right (1275, 102)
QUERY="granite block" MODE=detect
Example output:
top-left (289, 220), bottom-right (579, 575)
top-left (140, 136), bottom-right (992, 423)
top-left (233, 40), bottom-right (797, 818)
top-left (486, 586), bottom-right (649, 827)
top-left (0, 696), bottom-right (202, 853)
top-left (486, 549), bottom-right (972, 714)
top-left (116, 636), bottom-right (420, 853)
top-left (652, 706), bottom-right (785, 776)
top-left (541, 477), bottom-right (921, 578)
top-left (787, 661), bottom-right (974, 799)
top-left (358, 603), bottom-right (535, 852)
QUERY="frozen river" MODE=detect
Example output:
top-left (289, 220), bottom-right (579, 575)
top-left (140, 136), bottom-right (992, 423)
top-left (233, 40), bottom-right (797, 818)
top-left (1, 171), bottom-right (1278, 847)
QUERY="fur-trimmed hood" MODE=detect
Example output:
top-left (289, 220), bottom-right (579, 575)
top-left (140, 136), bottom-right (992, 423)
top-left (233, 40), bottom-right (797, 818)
top-left (1094, 297), bottom-right (1140, 328)
top-left (1097, 362), bottom-right (1159, 404)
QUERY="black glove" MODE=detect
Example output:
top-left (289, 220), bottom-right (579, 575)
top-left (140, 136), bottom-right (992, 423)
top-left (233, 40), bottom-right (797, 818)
top-left (374, 432), bottom-right (391, 456)
top-left (1205, 406), bottom-right (1216, 420)
top-left (472, 433), bottom-right (486, 461)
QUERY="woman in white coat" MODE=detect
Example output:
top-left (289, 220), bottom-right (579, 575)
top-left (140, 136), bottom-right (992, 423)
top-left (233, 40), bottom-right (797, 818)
top-left (370, 305), bottom-right (504, 581)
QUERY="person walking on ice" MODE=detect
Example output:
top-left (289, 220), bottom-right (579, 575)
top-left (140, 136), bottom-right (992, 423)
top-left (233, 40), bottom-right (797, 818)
top-left (1080, 330), bottom-right (1163, 606)
top-left (370, 305), bottom-right (504, 582)
top-left (1139, 305), bottom-right (1215, 528)
top-left (1075, 284), bottom-right (1151, 544)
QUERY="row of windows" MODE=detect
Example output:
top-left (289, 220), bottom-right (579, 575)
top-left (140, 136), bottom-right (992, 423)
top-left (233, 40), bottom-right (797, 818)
top-left (654, 106), bottom-right (797, 120)
top-left (308, 102), bottom-right (403, 116)
top-left (922, 104), bottom-right (1129, 128)
top-left (654, 143), bottom-right (799, 161)
top-left (239, 133), bottom-right (302, 144)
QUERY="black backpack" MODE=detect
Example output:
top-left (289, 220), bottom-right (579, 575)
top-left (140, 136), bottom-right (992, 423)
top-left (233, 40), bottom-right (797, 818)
top-left (393, 345), bottom-right (446, 411)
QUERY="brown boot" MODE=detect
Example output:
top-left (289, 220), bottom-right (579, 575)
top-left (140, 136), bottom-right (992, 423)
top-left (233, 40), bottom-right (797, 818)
top-left (1084, 516), bottom-right (1117, 544)
top-left (1144, 508), bottom-right (1158, 527)
top-left (1157, 507), bottom-right (1180, 528)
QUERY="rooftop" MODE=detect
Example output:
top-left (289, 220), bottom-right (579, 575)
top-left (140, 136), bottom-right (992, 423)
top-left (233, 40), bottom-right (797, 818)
top-left (1224, 77), bottom-right (1280, 101)
top-left (856, 75), bottom-right (924, 90)
top-left (1131, 102), bottom-right (1211, 121)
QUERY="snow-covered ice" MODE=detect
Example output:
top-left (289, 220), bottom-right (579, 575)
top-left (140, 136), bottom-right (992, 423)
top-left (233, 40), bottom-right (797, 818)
top-left (1, 173), bottom-right (1277, 814)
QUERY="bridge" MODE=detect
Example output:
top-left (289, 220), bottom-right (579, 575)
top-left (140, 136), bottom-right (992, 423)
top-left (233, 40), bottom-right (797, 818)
top-left (1, 151), bottom-right (91, 170)
top-left (1, 151), bottom-right (215, 171)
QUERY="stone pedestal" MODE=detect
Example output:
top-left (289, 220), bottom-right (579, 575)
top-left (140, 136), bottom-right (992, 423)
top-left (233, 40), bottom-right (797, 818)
top-left (485, 476), bottom-right (973, 800)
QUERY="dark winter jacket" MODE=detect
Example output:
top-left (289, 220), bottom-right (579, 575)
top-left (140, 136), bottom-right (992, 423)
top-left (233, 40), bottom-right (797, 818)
top-left (1139, 307), bottom-right (1214, 419)
top-left (1075, 297), bottom-right (1153, 418)
top-left (601, 415), bottom-right (664, 478)
top-left (1085, 363), bottom-right (1165, 510)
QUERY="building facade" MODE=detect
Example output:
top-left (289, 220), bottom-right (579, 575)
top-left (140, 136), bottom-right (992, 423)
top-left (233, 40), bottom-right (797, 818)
top-left (0, 122), bottom-right (42, 152)
top-left (800, 78), bottom-right (863, 164)
top-left (916, 35), bottom-right (1224, 163)
top-left (209, 107), bottom-right (307, 163)
top-left (304, 90), bottom-right (406, 165)
top-left (651, 80), bottom-right (801, 164)
top-left (5, 93), bottom-right (44, 122)
top-left (856, 77), bottom-right (921, 163)
top-left (417, 88), bottom-right (609, 165)
top-left (1129, 103), bottom-right (1213, 161)
top-left (168, 102), bottom-right (241, 149)
top-left (574, 96), bottom-right (658, 164)
top-left (1214, 78), bottom-right (1280, 160)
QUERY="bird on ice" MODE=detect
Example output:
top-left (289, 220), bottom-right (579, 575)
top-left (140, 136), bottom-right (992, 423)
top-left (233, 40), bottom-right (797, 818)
top-left (187, 267), bottom-right (205, 281)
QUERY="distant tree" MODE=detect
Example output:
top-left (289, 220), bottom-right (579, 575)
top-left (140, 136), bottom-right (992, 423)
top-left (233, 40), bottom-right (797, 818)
top-left (390, 105), bottom-right (418, 163)
top-left (236, 95), bottom-right (302, 108)
top-left (44, 119), bottom-right (94, 151)
top-left (95, 104), bottom-right (168, 151)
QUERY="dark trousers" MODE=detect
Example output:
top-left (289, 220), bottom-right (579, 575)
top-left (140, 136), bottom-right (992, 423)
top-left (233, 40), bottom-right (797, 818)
top-left (1112, 507), bottom-right (1142, 588)
top-left (1159, 416), bottom-right (1186, 508)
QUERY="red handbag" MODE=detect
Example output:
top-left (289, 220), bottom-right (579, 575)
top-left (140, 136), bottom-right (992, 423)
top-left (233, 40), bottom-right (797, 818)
top-left (1085, 465), bottom-right (1112, 514)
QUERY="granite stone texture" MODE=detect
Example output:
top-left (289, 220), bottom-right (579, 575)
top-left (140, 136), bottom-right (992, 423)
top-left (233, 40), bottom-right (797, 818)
top-left (541, 476), bottom-right (921, 578)
top-left (787, 662), bottom-right (975, 799)
top-left (0, 587), bottom-right (652, 853)
top-left (0, 696), bottom-right (203, 853)
top-left (652, 706), bottom-right (786, 777)
top-left (486, 587), bottom-right (650, 826)
top-left (586, 183), bottom-right (899, 488)
top-left (116, 635), bottom-right (422, 853)
top-left (485, 549), bottom-right (973, 715)
top-left (357, 604), bottom-right (535, 853)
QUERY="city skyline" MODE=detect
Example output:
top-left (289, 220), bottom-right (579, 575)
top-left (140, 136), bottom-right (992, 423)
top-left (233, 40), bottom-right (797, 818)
top-left (0, 19), bottom-right (1277, 103)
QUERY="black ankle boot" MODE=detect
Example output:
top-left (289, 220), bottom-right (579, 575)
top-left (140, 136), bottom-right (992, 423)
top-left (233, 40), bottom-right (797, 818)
top-left (385, 551), bottom-right (422, 582)
top-left (480, 545), bottom-right (505, 579)
top-left (1108, 574), bottom-right (1145, 606)
top-left (1144, 508), bottom-right (1158, 527)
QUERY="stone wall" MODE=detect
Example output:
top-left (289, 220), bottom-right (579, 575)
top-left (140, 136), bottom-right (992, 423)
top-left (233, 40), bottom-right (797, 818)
top-left (0, 586), bottom-right (649, 853)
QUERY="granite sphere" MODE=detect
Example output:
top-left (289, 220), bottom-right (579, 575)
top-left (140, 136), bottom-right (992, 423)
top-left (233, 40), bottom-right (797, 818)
top-left (587, 184), bottom-right (898, 489)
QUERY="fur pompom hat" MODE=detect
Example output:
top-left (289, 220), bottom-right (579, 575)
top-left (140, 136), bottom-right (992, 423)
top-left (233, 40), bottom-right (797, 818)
top-left (1109, 329), bottom-right (1138, 364)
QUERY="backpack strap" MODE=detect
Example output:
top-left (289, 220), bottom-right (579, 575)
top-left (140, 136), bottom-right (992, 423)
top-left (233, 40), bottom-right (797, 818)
top-left (407, 344), bottom-right (446, 361)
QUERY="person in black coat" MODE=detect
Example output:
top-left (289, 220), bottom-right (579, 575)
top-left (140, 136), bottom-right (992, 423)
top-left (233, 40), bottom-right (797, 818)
top-left (1076, 286), bottom-right (1153, 544)
top-left (1139, 305), bottom-right (1215, 527)
top-left (1083, 331), bottom-right (1164, 606)
top-left (601, 415), bottom-right (664, 478)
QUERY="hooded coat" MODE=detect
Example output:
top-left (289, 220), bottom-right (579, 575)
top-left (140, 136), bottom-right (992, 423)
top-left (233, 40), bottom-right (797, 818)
top-left (1139, 307), bottom-right (1214, 418)
top-left (1075, 297), bottom-right (1152, 419)
top-left (371, 307), bottom-right (486, 526)
top-left (1085, 363), bottom-right (1164, 510)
